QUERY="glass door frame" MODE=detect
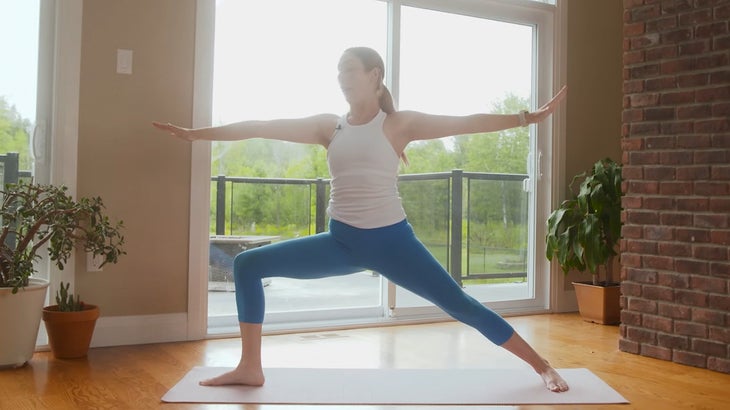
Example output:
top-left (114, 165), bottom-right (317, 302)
top-left (189, 0), bottom-right (566, 337)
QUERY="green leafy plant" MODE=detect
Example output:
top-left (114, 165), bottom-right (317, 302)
top-left (546, 158), bottom-right (622, 285)
top-left (55, 281), bottom-right (84, 312)
top-left (0, 181), bottom-right (125, 293)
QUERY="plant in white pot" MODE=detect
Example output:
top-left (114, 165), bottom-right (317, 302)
top-left (0, 181), bottom-right (124, 367)
top-left (546, 158), bottom-right (622, 324)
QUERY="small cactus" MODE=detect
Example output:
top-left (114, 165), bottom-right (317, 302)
top-left (55, 282), bottom-right (85, 312)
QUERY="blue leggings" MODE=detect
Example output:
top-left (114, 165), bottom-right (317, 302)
top-left (233, 219), bottom-right (515, 345)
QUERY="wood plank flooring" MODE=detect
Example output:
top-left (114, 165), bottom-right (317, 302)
top-left (2, 313), bottom-right (729, 409)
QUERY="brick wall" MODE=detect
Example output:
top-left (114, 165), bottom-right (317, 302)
top-left (620, 0), bottom-right (730, 373)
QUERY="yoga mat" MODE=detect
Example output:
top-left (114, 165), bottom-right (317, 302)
top-left (162, 367), bottom-right (628, 405)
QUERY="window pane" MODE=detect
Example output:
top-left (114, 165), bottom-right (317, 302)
top-left (395, 6), bottom-right (535, 310)
top-left (209, 0), bottom-right (387, 326)
top-left (0, 0), bottom-right (39, 174)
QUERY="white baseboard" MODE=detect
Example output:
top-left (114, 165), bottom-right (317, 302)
top-left (90, 313), bottom-right (190, 347)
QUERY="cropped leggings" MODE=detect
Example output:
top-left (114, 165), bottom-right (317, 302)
top-left (233, 219), bottom-right (515, 345)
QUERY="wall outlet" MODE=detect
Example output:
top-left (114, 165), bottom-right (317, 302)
top-left (87, 252), bottom-right (104, 272)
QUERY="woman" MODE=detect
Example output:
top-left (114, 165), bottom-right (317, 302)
top-left (154, 47), bottom-right (569, 392)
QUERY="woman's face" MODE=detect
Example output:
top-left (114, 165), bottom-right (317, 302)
top-left (337, 53), bottom-right (378, 104)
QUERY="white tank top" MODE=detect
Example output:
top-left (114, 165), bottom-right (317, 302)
top-left (326, 110), bottom-right (406, 228)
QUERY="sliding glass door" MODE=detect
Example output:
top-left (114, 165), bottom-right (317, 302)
top-left (203, 0), bottom-right (557, 333)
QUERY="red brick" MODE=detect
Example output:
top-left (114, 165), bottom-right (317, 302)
top-left (658, 332), bottom-right (689, 350)
top-left (630, 122), bottom-right (661, 135)
top-left (711, 135), bottom-right (730, 148)
top-left (644, 197), bottom-right (675, 210)
top-left (645, 136), bottom-right (677, 149)
top-left (711, 165), bottom-right (730, 180)
top-left (714, 35), bottom-right (730, 50)
top-left (709, 326), bottom-right (730, 344)
top-left (660, 152), bottom-right (694, 167)
top-left (674, 320), bottom-right (708, 338)
top-left (676, 289), bottom-right (709, 307)
top-left (661, 121), bottom-right (694, 134)
top-left (621, 309), bottom-right (643, 325)
top-left (632, 4), bottom-right (661, 22)
top-left (709, 198), bottom-right (730, 214)
top-left (696, 53), bottom-right (729, 70)
top-left (695, 22), bottom-right (728, 38)
top-left (712, 102), bottom-right (730, 117)
top-left (622, 138), bottom-right (645, 152)
top-left (661, 28), bottom-right (693, 44)
top-left (696, 118), bottom-right (730, 133)
top-left (710, 71), bottom-right (730, 85)
top-left (645, 76), bottom-right (676, 91)
top-left (673, 350), bottom-right (707, 368)
top-left (644, 254), bottom-right (675, 270)
top-left (710, 262), bottom-right (730, 277)
top-left (677, 198), bottom-right (709, 212)
top-left (696, 85), bottom-right (730, 102)
top-left (622, 253), bottom-right (643, 268)
top-left (677, 135), bottom-right (711, 149)
top-left (694, 181), bottom-right (730, 196)
top-left (623, 224), bottom-right (644, 239)
top-left (710, 230), bottom-right (730, 246)
top-left (677, 104), bottom-right (711, 119)
top-left (627, 326), bottom-right (657, 343)
top-left (622, 281), bottom-right (643, 297)
top-left (658, 302), bottom-right (691, 319)
top-left (709, 294), bottom-right (730, 311)
top-left (676, 227), bottom-right (711, 242)
top-left (692, 307), bottom-right (725, 326)
top-left (693, 245), bottom-right (728, 261)
top-left (644, 166), bottom-right (676, 180)
top-left (693, 214), bottom-right (728, 229)
top-left (628, 210), bottom-right (661, 224)
top-left (619, 337), bottom-right (640, 354)
top-left (628, 239), bottom-right (658, 254)
top-left (629, 180), bottom-right (660, 194)
top-left (708, 357), bottom-right (730, 373)
top-left (660, 181), bottom-right (692, 195)
top-left (642, 344), bottom-right (673, 361)
top-left (630, 64), bottom-right (662, 79)
top-left (676, 165), bottom-right (710, 180)
top-left (678, 9), bottom-right (713, 25)
top-left (627, 267), bottom-right (658, 284)
top-left (692, 339), bottom-right (727, 357)
top-left (677, 73), bottom-right (709, 87)
top-left (659, 0), bottom-right (693, 15)
top-left (660, 90), bottom-right (695, 104)
top-left (690, 275), bottom-right (728, 293)
top-left (644, 314), bottom-right (674, 332)
top-left (658, 242), bottom-right (692, 257)
top-left (694, 149), bottom-right (727, 164)
top-left (660, 212), bottom-right (693, 226)
top-left (623, 108), bottom-right (644, 122)
top-left (679, 40), bottom-right (711, 55)
top-left (645, 225), bottom-right (675, 240)
top-left (642, 285), bottom-right (675, 302)
top-left (675, 258), bottom-right (709, 275)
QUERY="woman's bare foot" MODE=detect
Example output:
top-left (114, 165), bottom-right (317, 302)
top-left (539, 366), bottom-right (569, 392)
top-left (199, 366), bottom-right (265, 387)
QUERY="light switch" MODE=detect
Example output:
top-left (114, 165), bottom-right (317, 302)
top-left (116, 49), bottom-right (133, 75)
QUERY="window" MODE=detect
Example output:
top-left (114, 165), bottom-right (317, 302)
top-left (194, 0), bottom-right (561, 334)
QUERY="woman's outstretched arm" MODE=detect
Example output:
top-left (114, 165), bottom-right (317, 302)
top-left (152, 113), bottom-right (339, 147)
top-left (391, 86), bottom-right (567, 145)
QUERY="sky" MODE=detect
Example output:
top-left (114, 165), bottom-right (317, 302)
top-left (212, 0), bottom-right (532, 124)
top-left (0, 0), bottom-right (39, 122)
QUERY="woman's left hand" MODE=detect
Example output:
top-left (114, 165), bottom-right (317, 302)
top-left (526, 86), bottom-right (567, 124)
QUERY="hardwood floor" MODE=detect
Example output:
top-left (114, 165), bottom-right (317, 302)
top-left (2, 313), bottom-right (729, 409)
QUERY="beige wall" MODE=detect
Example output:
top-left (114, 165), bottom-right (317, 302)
top-left (73, 0), bottom-right (622, 317)
top-left (76, 0), bottom-right (195, 316)
top-left (561, 0), bottom-right (623, 288)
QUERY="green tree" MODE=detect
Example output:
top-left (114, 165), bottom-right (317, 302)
top-left (0, 96), bottom-right (32, 170)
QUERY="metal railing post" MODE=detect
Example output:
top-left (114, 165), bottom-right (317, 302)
top-left (215, 175), bottom-right (226, 235)
top-left (315, 178), bottom-right (326, 233)
top-left (450, 169), bottom-right (463, 286)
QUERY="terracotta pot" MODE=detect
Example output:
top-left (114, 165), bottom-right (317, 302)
top-left (572, 281), bottom-right (621, 325)
top-left (42, 304), bottom-right (100, 359)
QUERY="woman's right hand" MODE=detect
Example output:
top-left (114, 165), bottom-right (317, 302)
top-left (152, 121), bottom-right (196, 141)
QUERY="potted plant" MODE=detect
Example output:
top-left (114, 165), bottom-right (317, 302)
top-left (0, 181), bottom-right (124, 367)
top-left (546, 158), bottom-right (622, 325)
top-left (42, 281), bottom-right (100, 359)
